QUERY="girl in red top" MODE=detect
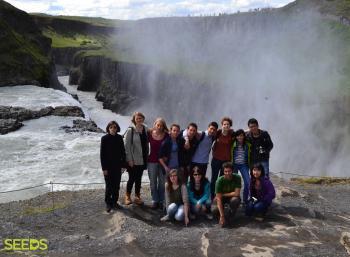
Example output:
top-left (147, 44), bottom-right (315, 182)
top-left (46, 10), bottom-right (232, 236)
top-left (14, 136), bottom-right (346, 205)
top-left (148, 118), bottom-right (169, 209)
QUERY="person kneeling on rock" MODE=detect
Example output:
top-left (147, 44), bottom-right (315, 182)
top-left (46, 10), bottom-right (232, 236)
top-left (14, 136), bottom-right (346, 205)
top-left (212, 162), bottom-right (241, 227)
top-left (245, 163), bottom-right (275, 219)
top-left (161, 169), bottom-right (190, 226)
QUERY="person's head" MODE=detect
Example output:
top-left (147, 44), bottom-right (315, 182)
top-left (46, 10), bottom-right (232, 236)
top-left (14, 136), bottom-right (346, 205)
top-left (235, 129), bottom-right (246, 144)
top-left (222, 162), bottom-right (233, 179)
top-left (170, 124), bottom-right (180, 139)
top-left (167, 169), bottom-right (181, 188)
top-left (153, 117), bottom-right (169, 133)
top-left (251, 163), bottom-right (265, 179)
top-left (131, 112), bottom-right (145, 125)
top-left (247, 118), bottom-right (259, 134)
top-left (191, 166), bottom-right (203, 182)
top-left (221, 117), bottom-right (232, 132)
top-left (207, 121), bottom-right (218, 136)
top-left (106, 121), bottom-right (120, 135)
top-left (187, 123), bottom-right (198, 139)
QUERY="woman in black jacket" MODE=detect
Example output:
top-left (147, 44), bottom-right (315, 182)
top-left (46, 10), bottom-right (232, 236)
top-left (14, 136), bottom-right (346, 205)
top-left (100, 121), bottom-right (126, 213)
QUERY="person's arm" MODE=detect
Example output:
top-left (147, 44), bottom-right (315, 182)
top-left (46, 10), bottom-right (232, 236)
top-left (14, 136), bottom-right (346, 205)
top-left (159, 158), bottom-right (170, 173)
top-left (181, 184), bottom-right (190, 226)
top-left (123, 128), bottom-right (134, 167)
top-left (197, 181), bottom-right (211, 205)
top-left (100, 136), bottom-right (108, 176)
top-left (158, 141), bottom-right (170, 173)
top-left (165, 183), bottom-right (170, 210)
top-left (119, 135), bottom-right (126, 164)
top-left (264, 131), bottom-right (273, 152)
top-left (222, 188), bottom-right (241, 198)
top-left (262, 180), bottom-right (276, 204)
top-left (216, 193), bottom-right (225, 225)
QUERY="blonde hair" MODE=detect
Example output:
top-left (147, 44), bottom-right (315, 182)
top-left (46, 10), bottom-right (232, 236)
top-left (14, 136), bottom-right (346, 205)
top-left (131, 111), bottom-right (145, 125)
top-left (153, 117), bottom-right (169, 133)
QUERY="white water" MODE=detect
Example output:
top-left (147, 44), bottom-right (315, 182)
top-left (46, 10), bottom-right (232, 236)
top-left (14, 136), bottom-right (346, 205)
top-left (0, 77), bottom-right (135, 203)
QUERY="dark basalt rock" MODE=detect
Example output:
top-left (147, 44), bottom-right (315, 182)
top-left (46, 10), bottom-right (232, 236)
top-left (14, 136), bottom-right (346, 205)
top-left (0, 105), bottom-right (85, 134)
top-left (61, 119), bottom-right (103, 133)
top-left (0, 118), bottom-right (23, 134)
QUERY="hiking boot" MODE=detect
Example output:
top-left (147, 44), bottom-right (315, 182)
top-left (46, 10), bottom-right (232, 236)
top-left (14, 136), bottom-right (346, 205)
top-left (134, 194), bottom-right (144, 205)
top-left (124, 193), bottom-right (132, 205)
top-left (113, 203), bottom-right (123, 210)
top-left (160, 215), bottom-right (170, 222)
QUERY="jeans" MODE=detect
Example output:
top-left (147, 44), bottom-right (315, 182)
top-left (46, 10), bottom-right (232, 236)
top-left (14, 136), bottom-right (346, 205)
top-left (233, 163), bottom-right (250, 203)
top-left (260, 161), bottom-right (270, 177)
top-left (148, 162), bottom-right (165, 204)
top-left (104, 168), bottom-right (122, 207)
top-left (245, 200), bottom-right (270, 216)
top-left (190, 199), bottom-right (211, 214)
top-left (126, 165), bottom-right (144, 195)
top-left (210, 158), bottom-right (228, 199)
top-left (167, 203), bottom-right (185, 221)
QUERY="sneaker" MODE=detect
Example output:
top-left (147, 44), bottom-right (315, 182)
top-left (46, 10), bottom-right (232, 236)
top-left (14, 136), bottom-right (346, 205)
top-left (106, 205), bottom-right (112, 213)
top-left (160, 215), bottom-right (170, 222)
top-left (113, 203), bottom-right (123, 210)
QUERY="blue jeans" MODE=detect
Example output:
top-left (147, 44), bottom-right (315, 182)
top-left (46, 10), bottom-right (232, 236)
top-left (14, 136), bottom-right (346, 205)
top-left (190, 199), bottom-right (211, 215)
top-left (167, 203), bottom-right (184, 221)
top-left (245, 201), bottom-right (270, 216)
top-left (147, 163), bottom-right (165, 204)
top-left (210, 158), bottom-right (228, 199)
top-left (234, 163), bottom-right (250, 203)
top-left (260, 161), bottom-right (270, 177)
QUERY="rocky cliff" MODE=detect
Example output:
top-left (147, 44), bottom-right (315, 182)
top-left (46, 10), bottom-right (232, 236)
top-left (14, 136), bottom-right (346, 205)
top-left (0, 0), bottom-right (63, 90)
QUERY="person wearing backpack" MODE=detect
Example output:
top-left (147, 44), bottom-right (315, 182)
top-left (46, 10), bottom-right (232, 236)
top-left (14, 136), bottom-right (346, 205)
top-left (123, 112), bottom-right (149, 205)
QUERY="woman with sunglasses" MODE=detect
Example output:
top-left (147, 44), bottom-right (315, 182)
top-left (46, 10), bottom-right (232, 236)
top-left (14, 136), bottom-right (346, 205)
top-left (161, 169), bottom-right (189, 226)
top-left (100, 121), bottom-right (126, 213)
top-left (187, 166), bottom-right (212, 220)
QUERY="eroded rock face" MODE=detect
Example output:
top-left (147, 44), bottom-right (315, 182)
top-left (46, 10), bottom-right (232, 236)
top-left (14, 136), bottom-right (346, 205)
top-left (51, 106), bottom-right (84, 118)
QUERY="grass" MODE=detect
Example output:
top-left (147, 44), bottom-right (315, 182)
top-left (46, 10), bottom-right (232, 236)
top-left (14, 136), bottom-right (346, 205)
top-left (291, 177), bottom-right (350, 185)
top-left (22, 202), bottom-right (67, 215)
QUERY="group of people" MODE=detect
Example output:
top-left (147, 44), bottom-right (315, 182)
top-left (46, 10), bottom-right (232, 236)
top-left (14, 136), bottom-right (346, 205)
top-left (100, 111), bottom-right (276, 227)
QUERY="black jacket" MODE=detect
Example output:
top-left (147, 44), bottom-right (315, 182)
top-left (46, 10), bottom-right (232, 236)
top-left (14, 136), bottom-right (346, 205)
top-left (246, 129), bottom-right (273, 163)
top-left (100, 133), bottom-right (126, 170)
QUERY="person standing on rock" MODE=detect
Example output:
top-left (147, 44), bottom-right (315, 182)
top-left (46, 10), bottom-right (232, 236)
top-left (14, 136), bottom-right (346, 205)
top-left (159, 124), bottom-right (181, 172)
top-left (147, 118), bottom-right (169, 210)
top-left (246, 118), bottom-right (273, 177)
top-left (245, 163), bottom-right (275, 218)
top-left (161, 169), bottom-right (190, 226)
top-left (210, 117), bottom-right (235, 199)
top-left (212, 162), bottom-right (241, 227)
top-left (100, 120), bottom-right (126, 213)
top-left (123, 112), bottom-right (149, 206)
top-left (231, 129), bottom-right (252, 204)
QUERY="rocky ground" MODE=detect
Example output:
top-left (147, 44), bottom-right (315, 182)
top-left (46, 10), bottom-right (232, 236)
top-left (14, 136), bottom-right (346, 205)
top-left (0, 176), bottom-right (350, 257)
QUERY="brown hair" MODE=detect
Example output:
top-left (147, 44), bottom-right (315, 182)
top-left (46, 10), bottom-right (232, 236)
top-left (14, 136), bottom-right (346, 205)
top-left (166, 169), bottom-right (182, 192)
top-left (153, 117), bottom-right (169, 133)
top-left (170, 124), bottom-right (180, 131)
top-left (106, 120), bottom-right (120, 133)
top-left (221, 117), bottom-right (233, 126)
top-left (131, 112), bottom-right (145, 125)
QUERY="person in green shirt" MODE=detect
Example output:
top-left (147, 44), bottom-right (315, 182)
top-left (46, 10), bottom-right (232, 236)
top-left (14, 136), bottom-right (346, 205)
top-left (213, 162), bottom-right (241, 227)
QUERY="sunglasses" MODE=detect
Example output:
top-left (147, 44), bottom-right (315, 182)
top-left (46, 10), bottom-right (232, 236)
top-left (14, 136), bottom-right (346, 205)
top-left (193, 173), bottom-right (201, 176)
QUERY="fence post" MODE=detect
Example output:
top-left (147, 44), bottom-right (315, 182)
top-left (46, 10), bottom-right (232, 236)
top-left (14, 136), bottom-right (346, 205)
top-left (50, 181), bottom-right (55, 214)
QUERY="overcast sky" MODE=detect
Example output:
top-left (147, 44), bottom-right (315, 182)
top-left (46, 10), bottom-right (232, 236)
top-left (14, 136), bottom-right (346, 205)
top-left (6, 0), bottom-right (293, 20)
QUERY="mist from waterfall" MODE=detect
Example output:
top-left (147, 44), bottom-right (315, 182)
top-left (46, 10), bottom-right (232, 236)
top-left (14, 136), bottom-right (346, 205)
top-left (113, 9), bottom-right (350, 177)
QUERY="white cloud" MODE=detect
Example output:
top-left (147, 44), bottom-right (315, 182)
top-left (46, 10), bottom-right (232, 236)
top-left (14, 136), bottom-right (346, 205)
top-left (5, 0), bottom-right (293, 19)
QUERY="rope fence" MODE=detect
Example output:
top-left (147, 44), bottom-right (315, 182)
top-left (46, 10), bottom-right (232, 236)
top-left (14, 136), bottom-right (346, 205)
top-left (0, 170), bottom-right (347, 194)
